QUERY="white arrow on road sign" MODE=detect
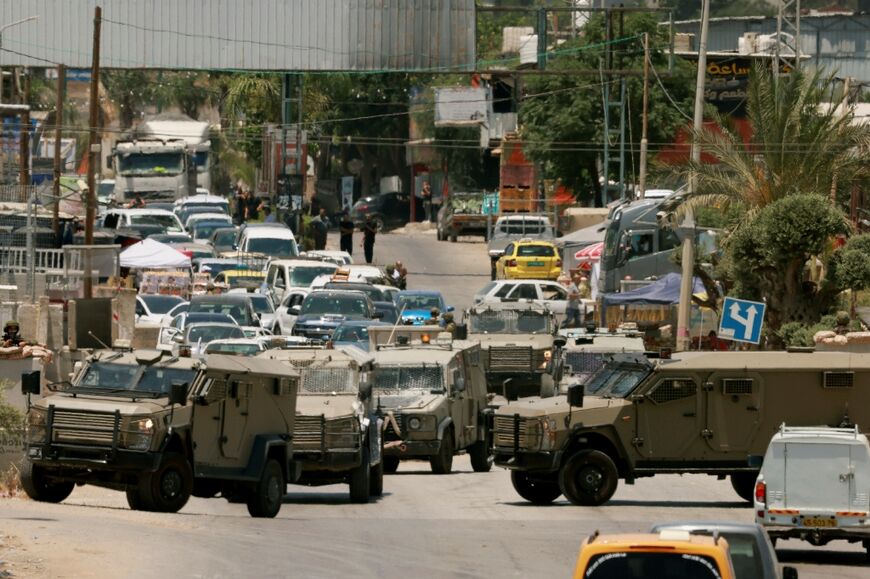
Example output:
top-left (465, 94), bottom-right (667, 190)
top-left (728, 302), bottom-right (758, 341)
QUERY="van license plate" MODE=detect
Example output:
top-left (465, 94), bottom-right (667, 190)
top-left (528, 261), bottom-right (545, 267)
top-left (803, 517), bottom-right (836, 528)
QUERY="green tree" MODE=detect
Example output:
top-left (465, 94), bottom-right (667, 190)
top-left (519, 13), bottom-right (696, 205)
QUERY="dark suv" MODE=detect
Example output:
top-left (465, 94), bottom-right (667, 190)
top-left (291, 290), bottom-right (383, 340)
top-left (350, 192), bottom-right (422, 231)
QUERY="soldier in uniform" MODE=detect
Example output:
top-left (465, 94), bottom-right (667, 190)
top-left (2, 320), bottom-right (23, 347)
top-left (834, 311), bottom-right (851, 335)
top-left (442, 312), bottom-right (456, 336)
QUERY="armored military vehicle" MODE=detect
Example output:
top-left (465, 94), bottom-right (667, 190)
top-left (260, 346), bottom-right (383, 503)
top-left (465, 302), bottom-right (564, 398)
top-left (368, 326), bottom-right (494, 474)
top-left (21, 350), bottom-right (299, 518)
top-left (493, 351), bottom-right (870, 507)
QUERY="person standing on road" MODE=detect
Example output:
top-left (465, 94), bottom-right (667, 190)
top-left (421, 180), bottom-right (432, 222)
top-left (561, 274), bottom-right (582, 328)
top-left (311, 208), bottom-right (330, 250)
top-left (246, 191), bottom-right (260, 221)
top-left (339, 209), bottom-right (354, 256)
top-left (362, 214), bottom-right (377, 264)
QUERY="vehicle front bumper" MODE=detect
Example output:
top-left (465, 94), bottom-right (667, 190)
top-left (26, 442), bottom-right (161, 472)
top-left (383, 439), bottom-right (442, 458)
top-left (494, 449), bottom-right (561, 472)
top-left (294, 449), bottom-right (362, 473)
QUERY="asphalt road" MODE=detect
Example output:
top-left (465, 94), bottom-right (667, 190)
top-left (1, 230), bottom-right (867, 579)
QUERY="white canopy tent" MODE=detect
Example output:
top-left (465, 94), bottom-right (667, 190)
top-left (120, 238), bottom-right (192, 269)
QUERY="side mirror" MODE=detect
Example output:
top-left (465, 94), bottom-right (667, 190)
top-left (169, 381), bottom-right (188, 406)
top-left (503, 378), bottom-right (519, 402)
top-left (172, 334), bottom-right (185, 344)
top-left (782, 567), bottom-right (798, 579)
top-left (359, 381), bottom-right (373, 401)
top-left (446, 305), bottom-right (454, 313)
top-left (747, 454), bottom-right (764, 469)
top-left (371, 311), bottom-right (384, 319)
top-left (289, 305), bottom-right (301, 316)
top-left (567, 384), bottom-right (584, 407)
top-left (553, 336), bottom-right (567, 349)
top-left (21, 371), bottom-right (41, 395)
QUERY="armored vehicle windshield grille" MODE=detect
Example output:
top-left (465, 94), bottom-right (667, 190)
top-left (488, 346), bottom-right (532, 372)
top-left (470, 310), bottom-right (551, 334)
top-left (648, 378), bottom-right (696, 404)
top-left (288, 358), bottom-right (316, 368)
top-left (722, 378), bottom-right (753, 395)
top-left (51, 409), bottom-right (117, 446)
top-left (375, 366), bottom-right (443, 393)
top-left (493, 415), bottom-right (541, 450)
top-left (300, 368), bottom-right (354, 394)
top-left (564, 352), bottom-right (604, 375)
top-left (824, 371), bottom-right (854, 388)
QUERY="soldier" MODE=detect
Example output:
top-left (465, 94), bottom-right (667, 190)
top-left (2, 320), bottom-right (23, 347)
top-left (442, 312), bottom-right (456, 336)
top-left (428, 307), bottom-right (441, 326)
top-left (834, 311), bottom-right (851, 335)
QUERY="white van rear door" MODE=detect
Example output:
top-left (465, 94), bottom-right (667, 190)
top-left (784, 441), bottom-right (851, 512)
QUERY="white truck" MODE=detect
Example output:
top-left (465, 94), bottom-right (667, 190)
top-left (755, 424), bottom-right (870, 558)
top-left (141, 116), bottom-right (212, 192)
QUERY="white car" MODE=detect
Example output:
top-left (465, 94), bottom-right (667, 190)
top-left (135, 294), bottom-right (187, 325)
top-left (273, 288), bottom-right (310, 335)
top-left (473, 279), bottom-right (569, 315)
top-left (185, 212), bottom-right (232, 230)
top-left (172, 322), bottom-right (245, 358)
top-left (303, 250), bottom-right (353, 266)
top-left (103, 208), bottom-right (185, 233)
top-left (202, 338), bottom-right (267, 357)
top-left (174, 193), bottom-right (229, 215)
top-left (239, 225), bottom-right (298, 258)
top-left (264, 258), bottom-right (338, 304)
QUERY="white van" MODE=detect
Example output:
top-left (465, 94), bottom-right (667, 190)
top-left (239, 225), bottom-right (298, 259)
top-left (102, 208), bottom-right (185, 233)
top-left (755, 424), bottom-right (870, 556)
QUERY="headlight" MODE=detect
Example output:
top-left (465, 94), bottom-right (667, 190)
top-left (130, 417), bottom-right (155, 433)
top-left (26, 407), bottom-right (47, 443)
top-left (408, 417), bottom-right (422, 430)
top-left (123, 417), bottom-right (155, 451)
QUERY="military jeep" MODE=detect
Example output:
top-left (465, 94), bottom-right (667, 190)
top-left (260, 345), bottom-right (383, 503)
top-left (21, 350), bottom-right (300, 518)
top-left (368, 326), bottom-right (494, 474)
top-left (494, 351), bottom-right (870, 507)
top-left (465, 302), bottom-right (564, 398)
top-left (559, 327), bottom-right (646, 385)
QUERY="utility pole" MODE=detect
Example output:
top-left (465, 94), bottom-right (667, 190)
top-left (676, 0), bottom-right (710, 352)
top-left (52, 64), bottom-right (65, 237)
top-left (638, 32), bottom-right (650, 199)
top-left (84, 6), bottom-right (101, 299)
top-left (19, 70), bottom-right (30, 188)
top-left (830, 76), bottom-right (851, 203)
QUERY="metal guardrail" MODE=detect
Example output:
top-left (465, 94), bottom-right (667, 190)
top-left (0, 246), bottom-right (72, 273)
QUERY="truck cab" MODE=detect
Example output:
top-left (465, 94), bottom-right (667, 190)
top-left (112, 138), bottom-right (190, 203)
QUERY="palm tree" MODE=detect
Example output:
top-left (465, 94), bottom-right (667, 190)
top-left (680, 65), bottom-right (870, 220)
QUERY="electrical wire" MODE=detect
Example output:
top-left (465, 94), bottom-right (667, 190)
top-left (649, 58), bottom-right (692, 122)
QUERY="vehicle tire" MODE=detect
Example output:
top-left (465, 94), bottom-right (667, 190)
top-left (559, 450), bottom-right (619, 506)
top-left (369, 455), bottom-right (384, 498)
top-left (20, 462), bottom-right (75, 504)
top-left (437, 227), bottom-right (444, 241)
top-left (246, 459), bottom-right (284, 518)
top-left (349, 443), bottom-right (371, 504)
top-left (430, 429), bottom-right (454, 474)
top-left (510, 471), bottom-right (562, 505)
top-left (372, 216), bottom-right (385, 232)
top-left (137, 453), bottom-right (193, 513)
top-left (490, 260), bottom-right (497, 281)
top-left (383, 456), bottom-right (400, 474)
top-left (730, 471), bottom-right (758, 503)
top-left (449, 232), bottom-right (458, 243)
top-left (469, 427), bottom-right (493, 473)
top-left (125, 487), bottom-right (146, 510)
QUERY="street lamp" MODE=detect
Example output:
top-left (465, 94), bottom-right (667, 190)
top-left (0, 15), bottom-right (39, 104)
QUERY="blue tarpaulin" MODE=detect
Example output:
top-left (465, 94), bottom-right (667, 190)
top-left (601, 273), bottom-right (706, 306)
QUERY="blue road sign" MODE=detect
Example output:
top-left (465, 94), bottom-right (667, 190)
top-left (482, 192), bottom-right (499, 215)
top-left (719, 297), bottom-right (766, 345)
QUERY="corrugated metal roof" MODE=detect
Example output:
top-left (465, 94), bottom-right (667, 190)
top-left (669, 13), bottom-right (870, 81)
top-left (0, 0), bottom-right (476, 71)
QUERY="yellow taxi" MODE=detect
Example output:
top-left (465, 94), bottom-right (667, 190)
top-left (213, 269), bottom-right (266, 290)
top-left (573, 531), bottom-right (735, 579)
top-left (495, 238), bottom-right (561, 280)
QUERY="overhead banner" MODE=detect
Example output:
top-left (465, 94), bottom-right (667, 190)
top-left (434, 87), bottom-right (490, 127)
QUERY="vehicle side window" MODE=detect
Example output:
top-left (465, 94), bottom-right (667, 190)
top-left (103, 213), bottom-right (119, 229)
top-left (508, 284), bottom-right (537, 300)
top-left (290, 294), bottom-right (305, 308)
top-left (503, 243), bottom-right (515, 256)
top-left (647, 378), bottom-right (697, 404)
top-left (135, 300), bottom-right (146, 316)
top-left (541, 285), bottom-right (567, 301)
top-left (493, 284), bottom-right (514, 298)
top-left (658, 228), bottom-right (681, 252)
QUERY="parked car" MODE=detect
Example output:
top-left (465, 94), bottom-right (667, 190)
top-left (173, 322), bottom-right (245, 357)
top-left (322, 282), bottom-right (387, 303)
top-left (756, 424), bottom-right (870, 558)
top-left (291, 290), bottom-right (382, 340)
top-left (238, 225), bottom-right (298, 258)
top-left (203, 338), bottom-right (268, 357)
top-left (158, 312), bottom-right (238, 346)
top-left (303, 250), bottom-right (353, 266)
top-left (651, 522), bottom-right (798, 579)
top-left (395, 290), bottom-right (452, 325)
top-left (248, 293), bottom-right (277, 331)
top-left (188, 294), bottom-right (261, 329)
top-left (487, 214), bottom-right (556, 279)
top-left (191, 220), bottom-right (234, 244)
top-left (168, 242), bottom-right (215, 261)
top-left (148, 232), bottom-right (192, 244)
top-left (212, 270), bottom-right (265, 291)
top-left (264, 258), bottom-right (338, 304)
top-left (372, 301), bottom-right (399, 325)
top-left (135, 294), bottom-right (186, 325)
top-left (102, 208), bottom-right (185, 233)
top-left (209, 227), bottom-right (238, 254)
top-left (350, 191), bottom-right (419, 231)
top-left (473, 279), bottom-right (569, 315)
top-left (272, 289), bottom-right (310, 336)
top-left (185, 212), bottom-right (232, 231)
